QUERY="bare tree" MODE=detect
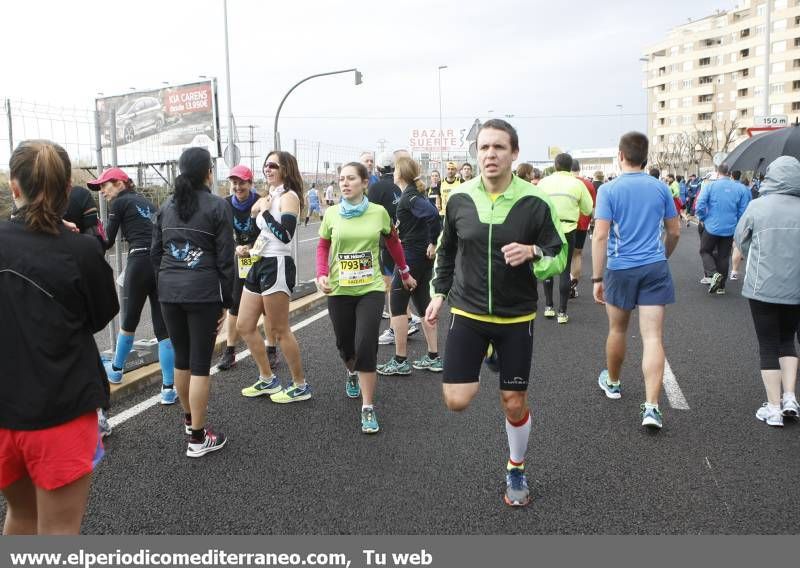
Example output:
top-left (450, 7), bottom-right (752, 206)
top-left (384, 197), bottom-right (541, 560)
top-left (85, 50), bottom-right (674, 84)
top-left (693, 118), bottom-right (740, 163)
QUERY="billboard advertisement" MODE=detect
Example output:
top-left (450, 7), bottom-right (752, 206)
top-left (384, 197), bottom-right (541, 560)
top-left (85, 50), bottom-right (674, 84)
top-left (95, 80), bottom-right (221, 156)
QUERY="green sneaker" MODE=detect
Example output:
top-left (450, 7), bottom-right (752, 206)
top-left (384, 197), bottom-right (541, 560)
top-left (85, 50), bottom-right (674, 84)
top-left (241, 375), bottom-right (282, 398)
top-left (345, 371), bottom-right (360, 398)
top-left (376, 357), bottom-right (412, 376)
top-left (412, 355), bottom-right (443, 372)
top-left (361, 407), bottom-right (380, 434)
top-left (270, 383), bottom-right (312, 404)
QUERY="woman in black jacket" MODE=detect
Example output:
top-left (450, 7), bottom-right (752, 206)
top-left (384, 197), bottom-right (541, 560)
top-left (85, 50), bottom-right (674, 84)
top-left (0, 139), bottom-right (118, 534)
top-left (151, 147), bottom-right (235, 458)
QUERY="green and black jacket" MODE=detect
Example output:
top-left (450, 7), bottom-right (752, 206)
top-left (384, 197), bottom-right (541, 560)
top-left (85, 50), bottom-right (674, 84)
top-left (431, 175), bottom-right (567, 318)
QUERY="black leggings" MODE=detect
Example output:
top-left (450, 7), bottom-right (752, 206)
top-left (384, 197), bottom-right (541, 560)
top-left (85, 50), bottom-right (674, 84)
top-left (122, 254), bottom-right (168, 340)
top-left (699, 232), bottom-right (733, 284)
top-left (230, 276), bottom-right (245, 317)
top-left (543, 230), bottom-right (576, 313)
top-left (748, 299), bottom-right (800, 370)
top-left (390, 259), bottom-right (433, 316)
top-left (161, 302), bottom-right (222, 376)
top-left (327, 291), bottom-right (384, 372)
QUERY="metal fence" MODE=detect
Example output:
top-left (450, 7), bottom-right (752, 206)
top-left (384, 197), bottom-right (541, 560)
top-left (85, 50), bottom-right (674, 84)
top-left (1, 96), bottom-right (367, 355)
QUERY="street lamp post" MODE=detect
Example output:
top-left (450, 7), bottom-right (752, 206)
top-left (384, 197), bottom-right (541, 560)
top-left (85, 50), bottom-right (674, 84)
top-left (273, 68), bottom-right (362, 151)
top-left (223, 0), bottom-right (235, 163)
top-left (616, 104), bottom-right (624, 136)
top-left (438, 65), bottom-right (447, 169)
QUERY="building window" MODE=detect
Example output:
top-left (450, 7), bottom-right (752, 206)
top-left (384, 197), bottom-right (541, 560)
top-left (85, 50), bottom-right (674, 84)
top-left (796, 38), bottom-right (800, 47)
top-left (793, 80), bottom-right (800, 90)
top-left (755, 24), bottom-right (766, 35)
top-left (794, 59), bottom-right (800, 68)
top-left (682, 96), bottom-right (693, 107)
top-left (659, 100), bottom-right (666, 109)
top-left (740, 48), bottom-right (749, 58)
top-left (698, 113), bottom-right (712, 121)
top-left (740, 109), bottom-right (748, 117)
top-left (741, 28), bottom-right (750, 37)
top-left (771, 84), bottom-right (785, 95)
top-left (699, 75), bottom-right (714, 84)
top-left (682, 79), bottom-right (693, 88)
top-left (698, 94), bottom-right (713, 103)
top-left (795, 15), bottom-right (800, 25)
top-left (738, 87), bottom-right (749, 96)
top-left (658, 66), bottom-right (666, 76)
top-left (699, 57), bottom-right (711, 66)
top-left (792, 102), bottom-right (800, 110)
top-left (659, 118), bottom-right (666, 125)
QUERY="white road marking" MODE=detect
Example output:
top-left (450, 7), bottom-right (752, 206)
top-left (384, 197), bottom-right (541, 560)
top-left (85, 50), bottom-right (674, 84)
top-left (663, 358), bottom-right (690, 410)
top-left (108, 309), bottom-right (330, 429)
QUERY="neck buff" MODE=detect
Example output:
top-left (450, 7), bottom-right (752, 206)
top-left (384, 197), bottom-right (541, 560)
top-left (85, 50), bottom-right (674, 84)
top-left (339, 196), bottom-right (369, 218)
top-left (231, 190), bottom-right (258, 211)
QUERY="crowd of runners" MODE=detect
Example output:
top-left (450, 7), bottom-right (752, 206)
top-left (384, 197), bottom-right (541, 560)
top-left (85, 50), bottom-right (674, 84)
top-left (1, 120), bottom-right (799, 532)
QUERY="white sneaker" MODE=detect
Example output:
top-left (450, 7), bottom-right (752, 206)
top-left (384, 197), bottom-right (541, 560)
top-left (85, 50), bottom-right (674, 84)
top-left (781, 397), bottom-right (799, 418)
top-left (378, 328), bottom-right (395, 345)
top-left (407, 321), bottom-right (420, 336)
top-left (381, 310), bottom-right (391, 320)
top-left (729, 271), bottom-right (740, 281)
top-left (699, 276), bottom-right (713, 285)
top-left (756, 403), bottom-right (784, 427)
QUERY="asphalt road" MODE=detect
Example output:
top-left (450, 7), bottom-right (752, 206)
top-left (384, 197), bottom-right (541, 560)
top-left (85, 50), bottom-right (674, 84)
top-left (7, 222), bottom-right (800, 534)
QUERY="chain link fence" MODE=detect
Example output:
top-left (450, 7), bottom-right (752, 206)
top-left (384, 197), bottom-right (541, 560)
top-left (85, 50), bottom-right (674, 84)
top-left (1, 96), bottom-right (368, 358)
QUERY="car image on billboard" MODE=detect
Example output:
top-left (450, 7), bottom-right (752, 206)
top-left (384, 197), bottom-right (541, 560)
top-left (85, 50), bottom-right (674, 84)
top-left (96, 80), bottom-right (219, 153)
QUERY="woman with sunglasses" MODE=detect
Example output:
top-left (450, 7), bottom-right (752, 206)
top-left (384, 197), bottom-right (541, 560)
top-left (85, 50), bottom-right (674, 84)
top-left (152, 147), bottom-right (235, 458)
top-left (238, 151), bottom-right (310, 403)
top-left (316, 162), bottom-right (416, 434)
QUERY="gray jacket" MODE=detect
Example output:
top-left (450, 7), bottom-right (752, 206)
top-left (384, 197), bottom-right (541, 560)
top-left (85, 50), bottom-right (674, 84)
top-left (734, 156), bottom-right (800, 305)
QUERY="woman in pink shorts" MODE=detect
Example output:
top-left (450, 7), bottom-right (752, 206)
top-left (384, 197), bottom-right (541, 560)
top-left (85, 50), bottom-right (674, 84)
top-left (0, 140), bottom-right (118, 534)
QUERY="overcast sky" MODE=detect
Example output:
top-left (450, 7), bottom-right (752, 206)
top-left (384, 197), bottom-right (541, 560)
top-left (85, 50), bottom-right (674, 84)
top-left (2, 0), bottom-right (737, 163)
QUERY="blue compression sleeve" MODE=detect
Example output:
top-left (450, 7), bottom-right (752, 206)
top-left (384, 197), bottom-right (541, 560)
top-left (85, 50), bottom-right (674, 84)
top-left (158, 338), bottom-right (175, 386)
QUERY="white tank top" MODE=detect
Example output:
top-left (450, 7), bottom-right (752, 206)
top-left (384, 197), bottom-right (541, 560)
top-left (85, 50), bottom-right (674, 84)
top-left (253, 185), bottom-right (294, 257)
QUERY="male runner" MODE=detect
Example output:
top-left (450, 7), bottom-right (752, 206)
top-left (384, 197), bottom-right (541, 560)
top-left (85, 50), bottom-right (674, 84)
top-left (592, 131), bottom-right (680, 429)
top-left (426, 119), bottom-right (566, 507)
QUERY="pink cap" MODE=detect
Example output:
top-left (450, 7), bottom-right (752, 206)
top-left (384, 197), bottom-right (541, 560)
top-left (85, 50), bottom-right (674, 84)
top-left (87, 167), bottom-right (130, 190)
top-left (228, 165), bottom-right (253, 181)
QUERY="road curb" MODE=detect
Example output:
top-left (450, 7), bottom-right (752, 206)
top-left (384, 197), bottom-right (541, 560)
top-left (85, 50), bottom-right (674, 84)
top-left (109, 291), bottom-right (328, 403)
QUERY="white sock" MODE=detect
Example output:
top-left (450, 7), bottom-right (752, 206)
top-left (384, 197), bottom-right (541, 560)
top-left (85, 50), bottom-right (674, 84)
top-left (506, 411), bottom-right (531, 466)
top-left (644, 402), bottom-right (659, 411)
top-left (782, 392), bottom-right (796, 402)
top-left (362, 404), bottom-right (373, 411)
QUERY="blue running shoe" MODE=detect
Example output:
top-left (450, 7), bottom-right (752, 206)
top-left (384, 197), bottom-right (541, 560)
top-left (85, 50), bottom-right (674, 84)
top-left (361, 407), bottom-right (380, 434)
top-left (640, 404), bottom-right (663, 429)
top-left (598, 370), bottom-right (621, 399)
top-left (504, 467), bottom-right (530, 507)
top-left (160, 387), bottom-right (178, 405)
top-left (104, 360), bottom-right (123, 384)
top-left (345, 371), bottom-right (361, 398)
top-left (484, 344), bottom-right (500, 373)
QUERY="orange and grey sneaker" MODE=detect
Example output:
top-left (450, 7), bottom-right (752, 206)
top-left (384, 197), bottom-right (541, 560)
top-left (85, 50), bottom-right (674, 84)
top-left (504, 463), bottom-right (530, 507)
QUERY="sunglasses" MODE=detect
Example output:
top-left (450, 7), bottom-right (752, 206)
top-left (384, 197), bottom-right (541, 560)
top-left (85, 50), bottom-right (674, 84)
top-left (263, 161), bottom-right (280, 171)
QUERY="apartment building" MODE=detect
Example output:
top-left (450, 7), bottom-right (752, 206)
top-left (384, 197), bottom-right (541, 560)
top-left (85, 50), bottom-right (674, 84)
top-left (642, 0), bottom-right (800, 167)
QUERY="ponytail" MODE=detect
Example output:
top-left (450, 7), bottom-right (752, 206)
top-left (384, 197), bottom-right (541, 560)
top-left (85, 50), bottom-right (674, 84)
top-left (175, 147), bottom-right (213, 222)
top-left (174, 174), bottom-right (199, 222)
top-left (9, 140), bottom-right (71, 235)
top-left (394, 156), bottom-right (426, 193)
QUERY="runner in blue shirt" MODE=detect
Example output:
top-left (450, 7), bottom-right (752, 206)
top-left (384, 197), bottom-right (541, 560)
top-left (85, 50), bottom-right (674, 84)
top-left (591, 131), bottom-right (680, 430)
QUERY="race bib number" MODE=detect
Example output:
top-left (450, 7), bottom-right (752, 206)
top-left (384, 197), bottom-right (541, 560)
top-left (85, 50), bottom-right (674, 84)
top-left (338, 251), bottom-right (374, 287)
top-left (237, 256), bottom-right (259, 279)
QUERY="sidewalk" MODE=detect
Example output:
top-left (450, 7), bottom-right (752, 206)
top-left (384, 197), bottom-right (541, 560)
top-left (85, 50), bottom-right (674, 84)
top-left (108, 291), bottom-right (327, 402)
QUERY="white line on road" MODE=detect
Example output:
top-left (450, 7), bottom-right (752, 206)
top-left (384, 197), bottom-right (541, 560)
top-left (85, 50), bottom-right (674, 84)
top-left (663, 358), bottom-right (690, 410)
top-left (108, 308), bottom-right (330, 429)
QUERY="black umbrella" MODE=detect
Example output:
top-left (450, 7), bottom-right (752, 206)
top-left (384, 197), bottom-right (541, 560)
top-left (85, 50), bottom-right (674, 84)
top-left (722, 122), bottom-right (800, 175)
